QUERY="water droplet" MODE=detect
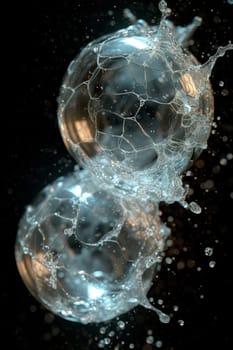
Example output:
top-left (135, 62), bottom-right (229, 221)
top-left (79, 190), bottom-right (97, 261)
top-left (155, 340), bottom-right (163, 348)
top-left (200, 179), bottom-right (214, 190)
top-left (104, 338), bottom-right (111, 345)
top-left (189, 201), bottom-right (202, 214)
top-left (167, 216), bottom-right (174, 222)
top-left (220, 158), bottom-right (227, 166)
top-left (99, 327), bottom-right (106, 334)
top-left (98, 339), bottom-right (105, 348)
top-left (221, 88), bottom-right (229, 96)
top-left (117, 320), bottom-right (125, 329)
top-left (178, 319), bottom-right (185, 326)
top-left (30, 305), bottom-right (37, 312)
top-left (146, 336), bottom-right (154, 344)
top-left (44, 313), bottom-right (55, 324)
top-left (204, 247), bottom-right (213, 256)
top-left (158, 310), bottom-right (170, 324)
top-left (165, 257), bottom-right (173, 264)
top-left (209, 260), bottom-right (216, 268)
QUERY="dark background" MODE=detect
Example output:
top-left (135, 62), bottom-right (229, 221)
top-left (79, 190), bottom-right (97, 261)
top-left (4, 0), bottom-right (233, 349)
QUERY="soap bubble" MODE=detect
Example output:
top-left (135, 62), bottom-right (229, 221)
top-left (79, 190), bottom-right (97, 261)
top-left (58, 13), bottom-right (216, 203)
top-left (15, 169), bottom-right (169, 323)
top-left (15, 1), bottom-right (233, 326)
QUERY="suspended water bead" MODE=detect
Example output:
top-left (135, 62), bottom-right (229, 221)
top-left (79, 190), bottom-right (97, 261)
top-left (58, 1), bottom-right (232, 204)
top-left (15, 169), bottom-right (170, 323)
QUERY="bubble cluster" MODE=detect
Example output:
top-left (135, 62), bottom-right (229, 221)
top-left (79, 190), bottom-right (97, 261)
top-left (15, 1), bottom-right (232, 324)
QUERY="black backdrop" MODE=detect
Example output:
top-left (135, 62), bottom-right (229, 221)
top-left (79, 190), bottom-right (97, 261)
top-left (4, 0), bottom-right (233, 349)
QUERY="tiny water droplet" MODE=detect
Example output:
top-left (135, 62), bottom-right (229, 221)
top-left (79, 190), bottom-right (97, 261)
top-left (204, 247), bottom-right (213, 256)
top-left (155, 340), bottom-right (163, 348)
top-left (165, 257), bottom-right (173, 264)
top-left (146, 336), bottom-right (154, 344)
top-left (209, 260), bottom-right (216, 268)
top-left (99, 327), bottom-right (106, 334)
top-left (178, 319), bottom-right (185, 326)
top-left (104, 338), bottom-right (111, 345)
top-left (189, 201), bottom-right (202, 214)
top-left (117, 320), bottom-right (125, 329)
top-left (158, 310), bottom-right (170, 324)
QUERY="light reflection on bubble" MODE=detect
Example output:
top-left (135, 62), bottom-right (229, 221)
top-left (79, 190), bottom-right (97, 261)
top-left (15, 169), bottom-right (170, 323)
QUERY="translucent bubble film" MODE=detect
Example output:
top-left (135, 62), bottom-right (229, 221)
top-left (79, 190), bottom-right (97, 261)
top-left (15, 0), bottom-right (232, 327)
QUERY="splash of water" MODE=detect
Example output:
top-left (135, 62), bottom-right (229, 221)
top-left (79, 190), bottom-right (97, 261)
top-left (15, 1), bottom-right (232, 324)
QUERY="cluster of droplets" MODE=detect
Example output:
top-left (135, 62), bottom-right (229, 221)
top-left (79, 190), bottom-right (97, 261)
top-left (15, 1), bottom-right (232, 325)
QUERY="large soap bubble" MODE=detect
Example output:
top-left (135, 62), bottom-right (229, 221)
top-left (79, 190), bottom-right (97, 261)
top-left (57, 7), bottom-right (219, 203)
top-left (15, 169), bottom-right (170, 323)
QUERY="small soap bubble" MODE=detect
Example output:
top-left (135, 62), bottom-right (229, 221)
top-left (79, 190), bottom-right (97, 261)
top-left (100, 327), bottom-right (106, 335)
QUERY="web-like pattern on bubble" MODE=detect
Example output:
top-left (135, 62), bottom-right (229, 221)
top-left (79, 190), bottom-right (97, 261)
top-left (15, 1), bottom-right (233, 325)
top-left (58, 12), bottom-right (219, 203)
top-left (16, 170), bottom-right (170, 324)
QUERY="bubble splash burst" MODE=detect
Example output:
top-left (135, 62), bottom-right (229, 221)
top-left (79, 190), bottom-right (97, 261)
top-left (15, 170), bottom-right (170, 323)
top-left (15, 1), bottom-right (232, 324)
